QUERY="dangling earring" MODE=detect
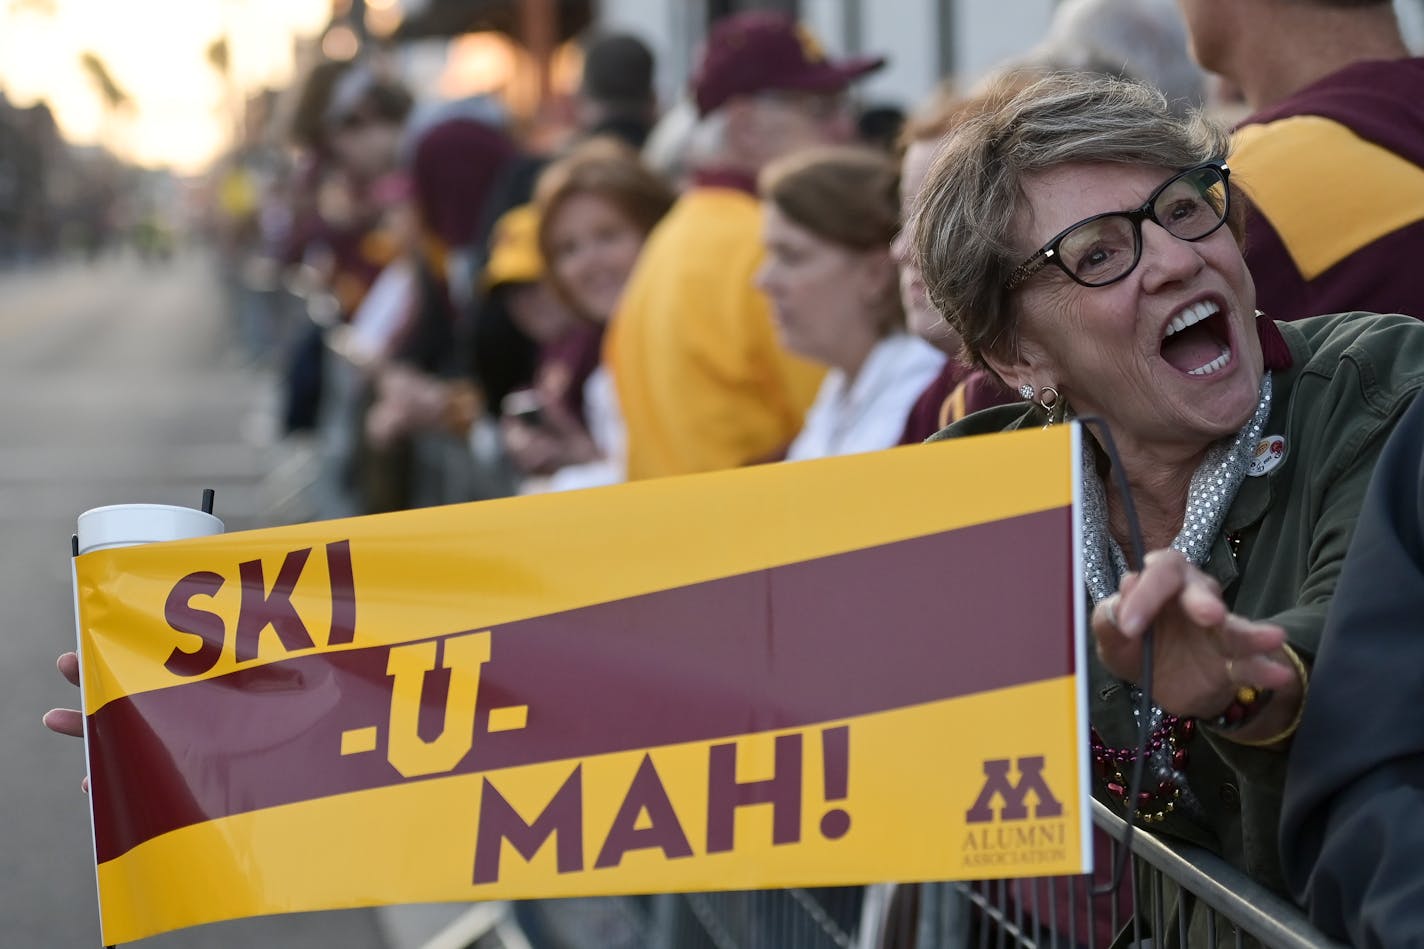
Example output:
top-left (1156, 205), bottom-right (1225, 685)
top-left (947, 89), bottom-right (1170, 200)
top-left (1018, 383), bottom-right (1034, 400)
top-left (1037, 385), bottom-right (1063, 427)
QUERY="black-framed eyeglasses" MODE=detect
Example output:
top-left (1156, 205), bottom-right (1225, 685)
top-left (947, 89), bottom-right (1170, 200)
top-left (1003, 161), bottom-right (1232, 291)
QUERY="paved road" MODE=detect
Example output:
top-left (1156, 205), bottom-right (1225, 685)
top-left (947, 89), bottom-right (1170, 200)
top-left (0, 253), bottom-right (386, 948)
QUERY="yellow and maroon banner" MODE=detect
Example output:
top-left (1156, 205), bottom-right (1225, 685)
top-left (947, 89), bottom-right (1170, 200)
top-left (75, 425), bottom-right (1089, 944)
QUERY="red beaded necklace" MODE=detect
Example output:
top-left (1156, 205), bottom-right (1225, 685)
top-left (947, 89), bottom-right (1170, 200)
top-left (1091, 716), bottom-right (1196, 824)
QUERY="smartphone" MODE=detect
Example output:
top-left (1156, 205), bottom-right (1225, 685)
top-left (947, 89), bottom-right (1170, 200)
top-left (501, 389), bottom-right (545, 428)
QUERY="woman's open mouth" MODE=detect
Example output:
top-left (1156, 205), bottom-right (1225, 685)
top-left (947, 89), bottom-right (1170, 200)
top-left (1160, 301), bottom-right (1233, 377)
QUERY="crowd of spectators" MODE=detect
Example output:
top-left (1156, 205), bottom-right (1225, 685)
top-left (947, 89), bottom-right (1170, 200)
top-left (167, 1), bottom-right (1424, 944)
top-left (224, 1), bottom-right (1243, 524)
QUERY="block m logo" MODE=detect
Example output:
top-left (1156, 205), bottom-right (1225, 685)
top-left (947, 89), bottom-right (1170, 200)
top-left (965, 756), bottom-right (1064, 822)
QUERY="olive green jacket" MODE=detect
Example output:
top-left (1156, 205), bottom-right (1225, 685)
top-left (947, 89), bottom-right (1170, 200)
top-left (933, 313), bottom-right (1424, 939)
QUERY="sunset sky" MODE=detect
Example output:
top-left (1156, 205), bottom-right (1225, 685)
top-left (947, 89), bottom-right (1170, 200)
top-left (0, 0), bottom-right (332, 172)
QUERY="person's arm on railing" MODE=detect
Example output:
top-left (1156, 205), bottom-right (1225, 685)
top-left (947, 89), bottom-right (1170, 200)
top-left (1281, 390), bottom-right (1424, 946)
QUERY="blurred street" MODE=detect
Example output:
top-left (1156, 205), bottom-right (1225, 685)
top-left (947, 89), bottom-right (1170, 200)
top-left (0, 252), bottom-right (386, 947)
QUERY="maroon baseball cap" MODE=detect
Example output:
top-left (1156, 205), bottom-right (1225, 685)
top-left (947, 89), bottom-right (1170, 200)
top-left (691, 11), bottom-right (886, 117)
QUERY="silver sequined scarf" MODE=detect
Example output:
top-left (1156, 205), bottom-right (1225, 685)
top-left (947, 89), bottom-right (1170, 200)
top-left (1080, 371), bottom-right (1272, 817)
top-left (1082, 371), bottom-right (1272, 602)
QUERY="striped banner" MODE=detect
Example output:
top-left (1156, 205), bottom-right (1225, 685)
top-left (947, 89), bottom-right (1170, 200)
top-left (75, 425), bottom-right (1089, 944)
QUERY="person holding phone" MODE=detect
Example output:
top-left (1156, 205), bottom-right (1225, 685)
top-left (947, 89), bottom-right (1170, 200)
top-left (499, 138), bottom-right (675, 492)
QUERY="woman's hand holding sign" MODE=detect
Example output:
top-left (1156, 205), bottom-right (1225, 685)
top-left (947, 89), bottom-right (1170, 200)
top-left (43, 651), bottom-right (88, 792)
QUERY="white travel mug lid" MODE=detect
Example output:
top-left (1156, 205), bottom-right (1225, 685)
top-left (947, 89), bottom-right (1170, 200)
top-left (76, 503), bottom-right (225, 555)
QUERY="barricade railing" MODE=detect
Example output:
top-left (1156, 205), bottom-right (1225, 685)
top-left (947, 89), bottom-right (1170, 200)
top-left (312, 325), bottom-right (518, 520)
top-left (505, 888), bottom-right (863, 949)
top-left (878, 800), bottom-right (1346, 949)
top-left (500, 800), bottom-right (1347, 949)
top-left (310, 331), bottom-right (358, 515)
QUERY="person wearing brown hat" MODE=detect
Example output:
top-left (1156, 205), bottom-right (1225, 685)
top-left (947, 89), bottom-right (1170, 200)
top-left (605, 10), bottom-right (885, 479)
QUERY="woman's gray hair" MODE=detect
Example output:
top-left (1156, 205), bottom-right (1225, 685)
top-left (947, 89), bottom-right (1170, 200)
top-left (910, 71), bottom-right (1234, 371)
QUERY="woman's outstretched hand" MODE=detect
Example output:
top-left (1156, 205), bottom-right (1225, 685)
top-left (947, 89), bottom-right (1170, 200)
top-left (1092, 549), bottom-right (1302, 741)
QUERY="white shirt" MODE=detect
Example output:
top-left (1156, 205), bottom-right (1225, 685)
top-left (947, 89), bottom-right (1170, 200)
top-left (786, 334), bottom-right (947, 461)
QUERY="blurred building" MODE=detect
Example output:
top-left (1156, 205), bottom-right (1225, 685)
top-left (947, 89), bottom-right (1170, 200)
top-left (0, 95), bottom-right (62, 261)
top-left (0, 93), bottom-right (147, 264)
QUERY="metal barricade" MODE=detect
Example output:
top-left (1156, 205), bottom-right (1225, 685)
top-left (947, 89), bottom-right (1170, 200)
top-left (899, 801), bottom-right (1346, 949)
top-left (509, 888), bottom-right (864, 949)
top-left (306, 326), bottom-right (519, 520)
top-left (504, 799), bottom-right (1347, 949)
top-left (664, 887), bottom-right (864, 949)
